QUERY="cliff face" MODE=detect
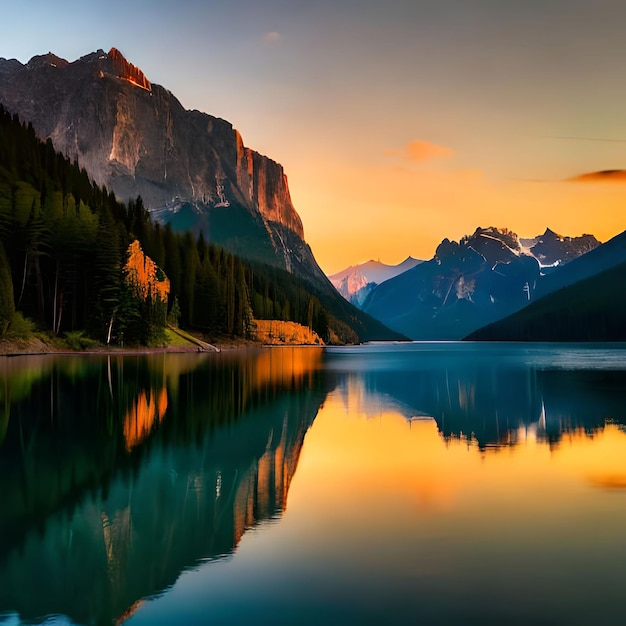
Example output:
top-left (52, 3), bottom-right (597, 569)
top-left (0, 48), bottom-right (319, 281)
top-left (108, 47), bottom-right (151, 91)
top-left (235, 134), bottom-right (304, 239)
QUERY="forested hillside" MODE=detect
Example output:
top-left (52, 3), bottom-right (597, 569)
top-left (0, 105), bottom-right (398, 345)
top-left (465, 261), bottom-right (626, 342)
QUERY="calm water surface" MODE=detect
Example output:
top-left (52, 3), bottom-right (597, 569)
top-left (1, 343), bottom-right (626, 625)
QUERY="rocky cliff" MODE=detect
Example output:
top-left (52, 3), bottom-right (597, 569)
top-left (108, 47), bottom-right (151, 91)
top-left (0, 48), bottom-right (322, 283)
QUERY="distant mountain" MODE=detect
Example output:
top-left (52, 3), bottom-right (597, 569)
top-left (328, 257), bottom-right (422, 307)
top-left (465, 260), bottom-right (626, 341)
top-left (0, 48), bottom-right (324, 288)
top-left (519, 228), bottom-right (599, 268)
top-left (362, 226), bottom-right (600, 340)
top-left (466, 228), bottom-right (626, 341)
top-left (534, 228), bottom-right (626, 298)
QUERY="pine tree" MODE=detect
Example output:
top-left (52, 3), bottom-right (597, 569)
top-left (179, 231), bottom-right (199, 327)
top-left (92, 206), bottom-right (123, 343)
top-left (0, 241), bottom-right (14, 335)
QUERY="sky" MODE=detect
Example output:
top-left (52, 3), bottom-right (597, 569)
top-left (2, 0), bottom-right (626, 273)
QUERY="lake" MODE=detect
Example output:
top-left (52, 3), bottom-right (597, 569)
top-left (1, 342), bottom-right (626, 625)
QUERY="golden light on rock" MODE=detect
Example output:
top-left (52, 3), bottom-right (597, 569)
top-left (108, 47), bottom-right (152, 92)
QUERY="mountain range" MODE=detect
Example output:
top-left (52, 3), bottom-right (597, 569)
top-left (360, 226), bottom-right (600, 340)
top-left (1, 47), bottom-right (621, 345)
top-left (466, 229), bottom-right (626, 341)
top-left (0, 48), bottom-right (326, 287)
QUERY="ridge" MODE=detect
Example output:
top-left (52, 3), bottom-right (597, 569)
top-left (108, 47), bottom-right (151, 91)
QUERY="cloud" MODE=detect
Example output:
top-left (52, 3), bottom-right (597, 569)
top-left (569, 169), bottom-right (626, 183)
top-left (588, 474), bottom-right (626, 490)
top-left (387, 140), bottom-right (454, 163)
top-left (263, 31), bottom-right (282, 45)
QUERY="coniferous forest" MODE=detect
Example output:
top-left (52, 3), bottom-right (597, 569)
top-left (0, 104), bottom-right (395, 346)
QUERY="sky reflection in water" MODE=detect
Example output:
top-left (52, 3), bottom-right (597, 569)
top-left (1, 344), bottom-right (626, 625)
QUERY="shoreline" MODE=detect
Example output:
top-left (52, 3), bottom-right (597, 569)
top-left (0, 335), bottom-right (329, 357)
top-left (0, 319), bottom-right (331, 357)
top-left (0, 336), bottom-right (258, 357)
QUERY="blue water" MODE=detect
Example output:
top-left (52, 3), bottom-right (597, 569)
top-left (1, 343), bottom-right (626, 625)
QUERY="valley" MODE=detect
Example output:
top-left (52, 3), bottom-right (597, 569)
top-left (0, 47), bottom-right (623, 348)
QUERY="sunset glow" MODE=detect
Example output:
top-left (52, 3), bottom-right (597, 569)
top-left (2, 1), bottom-right (625, 273)
top-left (290, 391), bottom-right (626, 518)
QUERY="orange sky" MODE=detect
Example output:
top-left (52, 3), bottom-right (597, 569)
top-left (4, 1), bottom-right (626, 273)
top-left (289, 151), bottom-right (626, 273)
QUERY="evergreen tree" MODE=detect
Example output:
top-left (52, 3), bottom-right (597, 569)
top-left (193, 255), bottom-right (222, 332)
top-left (92, 206), bottom-right (124, 343)
top-left (167, 296), bottom-right (181, 326)
top-left (0, 241), bottom-right (14, 335)
top-left (179, 231), bottom-right (199, 327)
top-left (163, 223), bottom-right (182, 299)
top-left (0, 103), bottom-right (375, 345)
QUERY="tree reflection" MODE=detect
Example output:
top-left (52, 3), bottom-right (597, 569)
top-left (2, 344), bottom-right (625, 624)
top-left (0, 348), bottom-right (327, 625)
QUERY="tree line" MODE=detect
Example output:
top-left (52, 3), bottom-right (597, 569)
top-left (0, 104), bottom-right (356, 345)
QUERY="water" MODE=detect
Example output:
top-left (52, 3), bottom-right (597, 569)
top-left (1, 343), bottom-right (626, 625)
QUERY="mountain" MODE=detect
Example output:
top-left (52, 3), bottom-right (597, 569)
top-left (328, 257), bottom-right (422, 307)
top-left (362, 226), bottom-right (600, 340)
top-left (519, 228), bottom-right (599, 268)
top-left (0, 72), bottom-right (402, 344)
top-left (465, 260), bottom-right (626, 341)
top-left (0, 48), bottom-right (324, 287)
top-left (534, 228), bottom-right (626, 298)
top-left (466, 228), bottom-right (626, 341)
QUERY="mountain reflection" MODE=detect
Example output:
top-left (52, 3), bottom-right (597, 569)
top-left (325, 343), bottom-right (626, 449)
top-left (0, 348), bottom-right (326, 625)
top-left (2, 344), bottom-right (626, 625)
